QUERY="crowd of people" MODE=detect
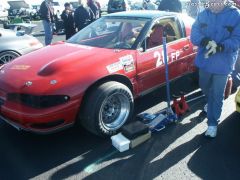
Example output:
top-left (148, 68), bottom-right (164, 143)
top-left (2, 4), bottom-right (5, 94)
top-left (39, 0), bottom-right (206, 46)
top-left (39, 0), bottom-right (100, 45)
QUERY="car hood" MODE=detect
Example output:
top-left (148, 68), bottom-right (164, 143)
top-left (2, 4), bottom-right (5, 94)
top-left (0, 42), bottom-right (133, 93)
top-left (8, 1), bottom-right (29, 9)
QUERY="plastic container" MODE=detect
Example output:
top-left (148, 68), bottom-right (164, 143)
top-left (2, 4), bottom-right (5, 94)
top-left (111, 133), bottom-right (130, 152)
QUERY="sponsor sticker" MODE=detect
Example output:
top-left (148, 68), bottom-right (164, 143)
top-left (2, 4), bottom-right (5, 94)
top-left (10, 65), bottom-right (30, 70)
top-left (119, 55), bottom-right (135, 73)
top-left (106, 62), bottom-right (123, 73)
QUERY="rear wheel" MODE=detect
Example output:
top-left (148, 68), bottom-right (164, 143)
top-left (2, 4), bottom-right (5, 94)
top-left (80, 81), bottom-right (134, 136)
top-left (0, 51), bottom-right (20, 65)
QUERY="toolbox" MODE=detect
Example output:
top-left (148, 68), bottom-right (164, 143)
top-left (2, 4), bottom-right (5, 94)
top-left (130, 131), bottom-right (151, 148)
top-left (121, 121), bottom-right (149, 140)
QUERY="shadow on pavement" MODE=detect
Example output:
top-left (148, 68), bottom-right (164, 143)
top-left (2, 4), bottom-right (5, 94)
top-left (0, 124), bottom-right (110, 180)
top-left (72, 108), bottom-right (206, 180)
top-left (187, 112), bottom-right (240, 180)
top-left (60, 112), bottom-right (239, 180)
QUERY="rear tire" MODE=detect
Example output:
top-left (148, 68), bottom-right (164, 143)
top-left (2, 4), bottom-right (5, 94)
top-left (80, 81), bottom-right (134, 136)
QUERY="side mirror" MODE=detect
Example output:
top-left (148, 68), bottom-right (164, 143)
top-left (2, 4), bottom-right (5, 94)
top-left (138, 47), bottom-right (144, 52)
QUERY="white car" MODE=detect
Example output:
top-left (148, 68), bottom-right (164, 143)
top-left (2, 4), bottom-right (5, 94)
top-left (52, 1), bottom-right (64, 16)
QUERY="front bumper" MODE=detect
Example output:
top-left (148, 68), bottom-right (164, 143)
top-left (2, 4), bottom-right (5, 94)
top-left (0, 114), bottom-right (74, 134)
top-left (0, 98), bottom-right (81, 134)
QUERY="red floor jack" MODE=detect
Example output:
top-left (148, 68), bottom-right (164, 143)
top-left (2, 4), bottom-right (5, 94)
top-left (138, 32), bottom-right (178, 132)
top-left (172, 92), bottom-right (190, 117)
top-left (172, 91), bottom-right (206, 117)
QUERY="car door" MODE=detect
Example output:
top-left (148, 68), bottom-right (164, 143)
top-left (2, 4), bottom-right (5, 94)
top-left (135, 16), bottom-right (193, 94)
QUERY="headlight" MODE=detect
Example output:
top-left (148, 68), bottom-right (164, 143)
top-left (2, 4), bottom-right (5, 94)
top-left (7, 93), bottom-right (70, 108)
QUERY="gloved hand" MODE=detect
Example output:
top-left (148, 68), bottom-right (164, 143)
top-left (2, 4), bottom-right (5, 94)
top-left (200, 37), bottom-right (211, 47)
top-left (216, 44), bottom-right (224, 52)
top-left (204, 40), bottom-right (217, 58)
top-left (205, 42), bottom-right (225, 59)
top-left (201, 38), bottom-right (224, 59)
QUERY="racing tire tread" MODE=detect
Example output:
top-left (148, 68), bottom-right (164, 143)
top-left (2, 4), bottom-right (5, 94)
top-left (80, 81), bottom-right (134, 137)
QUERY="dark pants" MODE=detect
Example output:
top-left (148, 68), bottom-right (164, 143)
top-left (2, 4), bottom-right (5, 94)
top-left (65, 28), bottom-right (76, 40)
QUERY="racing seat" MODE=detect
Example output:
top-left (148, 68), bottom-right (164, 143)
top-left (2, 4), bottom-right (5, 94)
top-left (119, 23), bottom-right (134, 42)
top-left (148, 24), bottom-right (164, 49)
top-left (164, 23), bottom-right (176, 42)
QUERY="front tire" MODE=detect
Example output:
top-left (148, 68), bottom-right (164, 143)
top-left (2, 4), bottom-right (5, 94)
top-left (80, 81), bottom-right (134, 136)
top-left (0, 51), bottom-right (20, 65)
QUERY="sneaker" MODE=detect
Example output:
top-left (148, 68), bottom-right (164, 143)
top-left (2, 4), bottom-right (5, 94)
top-left (205, 126), bottom-right (217, 138)
top-left (203, 104), bottom-right (208, 113)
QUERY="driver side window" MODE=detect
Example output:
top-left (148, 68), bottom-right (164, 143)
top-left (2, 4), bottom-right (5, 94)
top-left (144, 18), bottom-right (182, 50)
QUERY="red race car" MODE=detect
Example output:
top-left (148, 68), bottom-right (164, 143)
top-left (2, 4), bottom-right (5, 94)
top-left (0, 11), bottom-right (196, 136)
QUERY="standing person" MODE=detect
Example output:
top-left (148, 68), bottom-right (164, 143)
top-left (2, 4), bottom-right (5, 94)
top-left (39, 0), bottom-right (54, 45)
top-left (191, 0), bottom-right (240, 138)
top-left (61, 3), bottom-right (76, 40)
top-left (143, 1), bottom-right (148, 9)
top-left (95, 0), bottom-right (101, 17)
top-left (187, 0), bottom-right (201, 19)
top-left (87, 0), bottom-right (100, 21)
top-left (158, 0), bottom-right (182, 12)
top-left (74, 0), bottom-right (91, 31)
top-left (143, 0), bottom-right (157, 10)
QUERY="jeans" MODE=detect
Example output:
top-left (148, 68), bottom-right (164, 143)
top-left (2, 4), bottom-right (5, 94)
top-left (199, 69), bottom-right (228, 126)
top-left (42, 20), bottom-right (53, 46)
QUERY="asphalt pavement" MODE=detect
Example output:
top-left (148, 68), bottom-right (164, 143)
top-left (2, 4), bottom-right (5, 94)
top-left (0, 21), bottom-right (240, 180)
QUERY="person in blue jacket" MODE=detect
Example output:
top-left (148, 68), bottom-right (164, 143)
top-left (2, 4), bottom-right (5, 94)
top-left (191, 0), bottom-right (240, 138)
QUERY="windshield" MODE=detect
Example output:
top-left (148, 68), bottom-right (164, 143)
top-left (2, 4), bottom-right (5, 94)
top-left (67, 17), bottom-right (149, 49)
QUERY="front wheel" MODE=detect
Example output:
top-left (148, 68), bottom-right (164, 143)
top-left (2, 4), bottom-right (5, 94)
top-left (0, 51), bottom-right (20, 65)
top-left (80, 81), bottom-right (134, 136)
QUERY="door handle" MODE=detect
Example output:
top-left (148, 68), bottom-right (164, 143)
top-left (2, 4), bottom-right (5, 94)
top-left (183, 45), bottom-right (189, 51)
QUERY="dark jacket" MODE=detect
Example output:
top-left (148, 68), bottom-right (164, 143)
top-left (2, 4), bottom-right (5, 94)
top-left (61, 10), bottom-right (75, 39)
top-left (158, 0), bottom-right (182, 13)
top-left (61, 10), bottom-right (75, 29)
top-left (88, 1), bottom-right (100, 20)
top-left (74, 5), bottom-right (90, 31)
top-left (39, 1), bottom-right (54, 22)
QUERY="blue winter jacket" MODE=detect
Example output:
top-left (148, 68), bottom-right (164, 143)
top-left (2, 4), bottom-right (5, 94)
top-left (190, 5), bottom-right (240, 75)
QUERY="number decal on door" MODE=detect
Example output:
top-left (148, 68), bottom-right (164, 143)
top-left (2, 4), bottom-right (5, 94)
top-left (154, 51), bottom-right (162, 68)
top-left (155, 50), bottom-right (180, 67)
